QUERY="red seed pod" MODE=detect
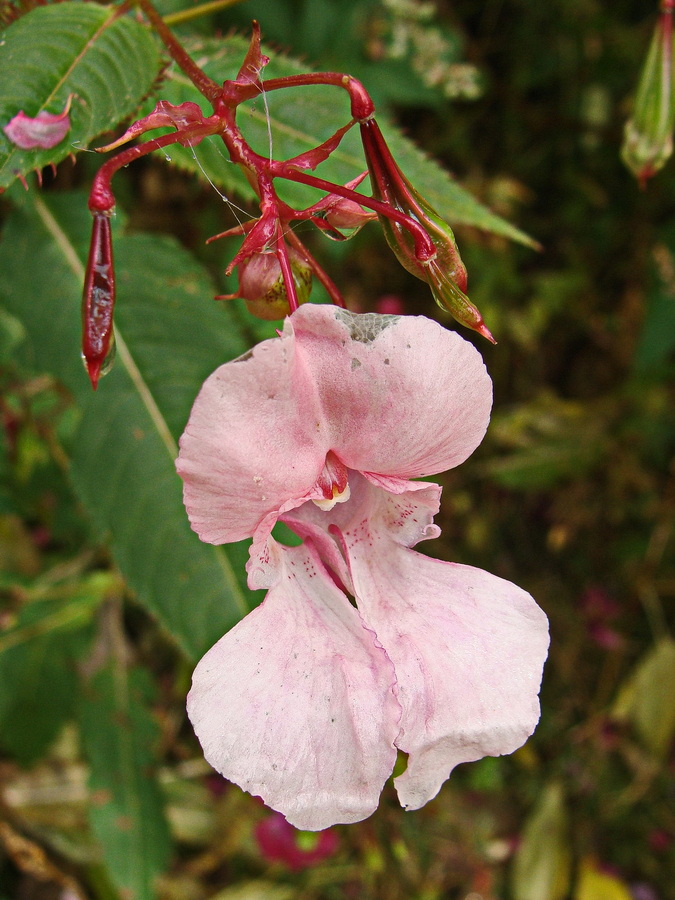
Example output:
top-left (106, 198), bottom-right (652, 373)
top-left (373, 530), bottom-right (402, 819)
top-left (82, 213), bottom-right (115, 389)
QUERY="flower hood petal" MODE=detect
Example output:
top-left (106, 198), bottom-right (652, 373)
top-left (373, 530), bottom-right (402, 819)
top-left (177, 305), bottom-right (492, 544)
top-left (187, 539), bottom-right (400, 830)
top-left (291, 306), bottom-right (493, 478)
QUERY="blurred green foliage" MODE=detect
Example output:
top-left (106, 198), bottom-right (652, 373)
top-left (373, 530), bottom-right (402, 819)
top-left (0, 1), bottom-right (673, 899)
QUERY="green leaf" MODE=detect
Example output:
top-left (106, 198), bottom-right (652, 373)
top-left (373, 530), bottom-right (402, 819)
top-left (0, 188), bottom-right (256, 660)
top-left (510, 782), bottom-right (571, 900)
top-left (612, 638), bottom-right (675, 759)
top-left (633, 244), bottom-right (675, 378)
top-left (482, 393), bottom-right (605, 490)
top-left (79, 661), bottom-right (172, 900)
top-left (0, 2), bottom-right (161, 189)
top-left (150, 35), bottom-right (533, 245)
top-left (0, 305), bottom-right (25, 361)
top-left (0, 574), bottom-right (106, 763)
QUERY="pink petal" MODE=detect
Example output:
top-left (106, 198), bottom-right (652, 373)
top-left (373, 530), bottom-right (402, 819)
top-left (325, 476), bottom-right (549, 810)
top-left (177, 328), bottom-right (326, 543)
top-left (371, 556), bottom-right (547, 809)
top-left (290, 305), bottom-right (493, 478)
top-left (178, 306), bottom-right (492, 544)
top-left (187, 540), bottom-right (400, 830)
top-left (4, 102), bottom-right (71, 150)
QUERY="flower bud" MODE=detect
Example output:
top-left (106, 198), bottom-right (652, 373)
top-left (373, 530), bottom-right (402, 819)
top-left (238, 248), bottom-right (312, 320)
top-left (377, 178), bottom-right (468, 291)
top-left (315, 195), bottom-right (377, 241)
top-left (306, 174), bottom-right (378, 241)
top-left (380, 193), bottom-right (494, 340)
top-left (622, 4), bottom-right (675, 185)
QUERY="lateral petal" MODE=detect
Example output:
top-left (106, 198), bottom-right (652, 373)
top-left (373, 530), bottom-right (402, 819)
top-left (359, 550), bottom-right (548, 809)
top-left (177, 326), bottom-right (326, 543)
top-left (329, 477), bottom-right (549, 811)
top-left (187, 540), bottom-right (400, 830)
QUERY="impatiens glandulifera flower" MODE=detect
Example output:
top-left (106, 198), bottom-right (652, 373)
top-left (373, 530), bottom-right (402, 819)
top-left (3, 96), bottom-right (72, 149)
top-left (177, 304), bottom-right (549, 830)
top-left (622, 0), bottom-right (675, 186)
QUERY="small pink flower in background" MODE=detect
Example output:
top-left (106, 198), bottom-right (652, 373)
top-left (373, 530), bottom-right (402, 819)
top-left (177, 305), bottom-right (549, 830)
top-left (579, 586), bottom-right (625, 650)
top-left (4, 96), bottom-right (72, 149)
top-left (375, 294), bottom-right (406, 316)
top-left (255, 811), bottom-right (339, 871)
top-left (648, 829), bottom-right (672, 853)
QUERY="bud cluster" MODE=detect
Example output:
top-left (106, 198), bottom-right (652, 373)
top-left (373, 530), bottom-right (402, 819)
top-left (82, 0), bottom-right (491, 388)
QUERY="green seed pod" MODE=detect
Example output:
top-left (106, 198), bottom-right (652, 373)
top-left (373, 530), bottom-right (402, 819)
top-left (622, 5), bottom-right (675, 185)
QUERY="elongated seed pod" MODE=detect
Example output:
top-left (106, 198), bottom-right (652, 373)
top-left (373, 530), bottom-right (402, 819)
top-left (82, 213), bottom-right (115, 390)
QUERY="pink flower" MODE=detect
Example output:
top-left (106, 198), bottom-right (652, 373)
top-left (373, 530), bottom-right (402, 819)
top-left (177, 305), bottom-right (549, 830)
top-left (255, 811), bottom-right (339, 870)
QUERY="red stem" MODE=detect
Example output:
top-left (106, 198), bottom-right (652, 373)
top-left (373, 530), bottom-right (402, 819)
top-left (256, 73), bottom-right (374, 121)
top-left (274, 226), bottom-right (298, 312)
top-left (89, 125), bottom-right (221, 212)
top-left (285, 231), bottom-right (346, 307)
top-left (134, 0), bottom-right (222, 101)
top-left (274, 167), bottom-right (436, 261)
